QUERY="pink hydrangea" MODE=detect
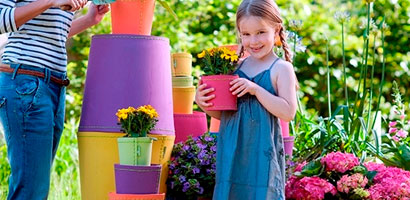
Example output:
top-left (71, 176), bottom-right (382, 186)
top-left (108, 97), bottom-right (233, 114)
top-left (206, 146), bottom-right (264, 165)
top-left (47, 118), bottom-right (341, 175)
top-left (320, 152), bottom-right (359, 173)
top-left (294, 161), bottom-right (307, 172)
top-left (389, 127), bottom-right (398, 134)
top-left (286, 176), bottom-right (336, 200)
top-left (396, 129), bottom-right (408, 138)
top-left (364, 163), bottom-right (410, 199)
top-left (336, 173), bottom-right (368, 193)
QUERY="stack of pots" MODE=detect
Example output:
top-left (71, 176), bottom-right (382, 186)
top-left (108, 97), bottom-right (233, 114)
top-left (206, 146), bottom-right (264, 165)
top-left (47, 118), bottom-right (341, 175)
top-left (77, 1), bottom-right (175, 199)
top-left (171, 53), bottom-right (208, 144)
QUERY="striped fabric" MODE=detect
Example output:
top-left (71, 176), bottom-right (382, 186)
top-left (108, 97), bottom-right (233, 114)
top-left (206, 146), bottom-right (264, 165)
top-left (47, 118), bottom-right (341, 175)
top-left (0, 0), bottom-right (74, 72)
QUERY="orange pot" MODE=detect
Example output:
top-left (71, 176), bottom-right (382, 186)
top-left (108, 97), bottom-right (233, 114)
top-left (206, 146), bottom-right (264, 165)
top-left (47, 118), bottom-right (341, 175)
top-left (209, 117), bottom-right (220, 133)
top-left (111, 0), bottom-right (155, 35)
top-left (172, 86), bottom-right (195, 114)
top-left (108, 192), bottom-right (165, 200)
top-left (171, 53), bottom-right (192, 76)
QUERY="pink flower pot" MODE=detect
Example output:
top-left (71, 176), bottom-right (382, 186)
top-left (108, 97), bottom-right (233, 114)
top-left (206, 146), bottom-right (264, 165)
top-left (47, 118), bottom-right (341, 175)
top-left (173, 111), bottom-right (208, 144)
top-left (283, 136), bottom-right (295, 159)
top-left (280, 120), bottom-right (289, 137)
top-left (200, 75), bottom-right (239, 111)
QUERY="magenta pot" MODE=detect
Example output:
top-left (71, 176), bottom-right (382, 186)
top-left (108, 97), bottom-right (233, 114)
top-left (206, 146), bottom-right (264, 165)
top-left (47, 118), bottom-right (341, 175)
top-left (283, 136), bottom-right (295, 159)
top-left (79, 34), bottom-right (174, 135)
top-left (173, 111), bottom-right (208, 144)
top-left (200, 75), bottom-right (238, 111)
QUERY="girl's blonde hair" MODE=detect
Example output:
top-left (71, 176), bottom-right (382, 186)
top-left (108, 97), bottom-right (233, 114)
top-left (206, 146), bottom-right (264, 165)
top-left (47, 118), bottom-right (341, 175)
top-left (236, 0), bottom-right (292, 63)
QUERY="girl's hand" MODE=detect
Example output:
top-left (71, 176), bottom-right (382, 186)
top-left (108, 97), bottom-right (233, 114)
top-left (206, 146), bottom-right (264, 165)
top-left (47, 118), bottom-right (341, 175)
top-left (86, 3), bottom-right (110, 25)
top-left (195, 83), bottom-right (215, 108)
top-left (55, 0), bottom-right (88, 12)
top-left (230, 78), bottom-right (260, 97)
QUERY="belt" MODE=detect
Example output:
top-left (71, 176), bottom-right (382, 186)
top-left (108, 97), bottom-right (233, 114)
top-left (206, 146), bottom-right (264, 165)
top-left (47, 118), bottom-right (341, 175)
top-left (0, 65), bottom-right (70, 86)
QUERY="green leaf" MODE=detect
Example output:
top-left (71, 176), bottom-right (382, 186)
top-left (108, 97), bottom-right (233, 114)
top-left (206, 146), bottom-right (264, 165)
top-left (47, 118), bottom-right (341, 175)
top-left (157, 0), bottom-right (178, 20)
top-left (301, 160), bottom-right (323, 176)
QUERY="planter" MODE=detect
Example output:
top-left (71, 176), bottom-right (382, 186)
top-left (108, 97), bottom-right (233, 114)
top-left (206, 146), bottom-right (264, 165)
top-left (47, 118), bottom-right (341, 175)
top-left (200, 75), bottom-right (238, 111)
top-left (114, 164), bottom-right (161, 194)
top-left (109, 192), bottom-right (165, 200)
top-left (111, 0), bottom-right (155, 35)
top-left (77, 132), bottom-right (124, 200)
top-left (283, 136), bottom-right (295, 159)
top-left (148, 134), bottom-right (175, 193)
top-left (280, 120), bottom-right (289, 137)
top-left (117, 137), bottom-right (155, 166)
top-left (79, 35), bottom-right (174, 135)
top-left (172, 86), bottom-right (195, 114)
top-left (172, 76), bottom-right (193, 87)
top-left (171, 53), bottom-right (192, 77)
top-left (174, 112), bottom-right (208, 144)
top-left (209, 117), bottom-right (220, 133)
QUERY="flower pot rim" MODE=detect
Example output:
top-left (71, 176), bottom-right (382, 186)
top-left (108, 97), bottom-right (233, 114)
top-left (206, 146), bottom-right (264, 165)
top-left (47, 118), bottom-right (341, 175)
top-left (117, 136), bottom-right (157, 142)
top-left (92, 34), bottom-right (169, 42)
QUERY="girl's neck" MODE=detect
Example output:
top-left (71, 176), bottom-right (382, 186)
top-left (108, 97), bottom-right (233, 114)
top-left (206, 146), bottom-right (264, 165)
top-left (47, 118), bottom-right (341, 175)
top-left (248, 52), bottom-right (278, 65)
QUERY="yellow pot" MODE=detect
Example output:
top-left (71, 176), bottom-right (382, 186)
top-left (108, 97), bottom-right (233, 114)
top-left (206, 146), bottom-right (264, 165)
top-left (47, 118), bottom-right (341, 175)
top-left (148, 134), bottom-right (175, 193)
top-left (171, 53), bottom-right (192, 77)
top-left (172, 86), bottom-right (195, 114)
top-left (77, 132), bottom-right (125, 200)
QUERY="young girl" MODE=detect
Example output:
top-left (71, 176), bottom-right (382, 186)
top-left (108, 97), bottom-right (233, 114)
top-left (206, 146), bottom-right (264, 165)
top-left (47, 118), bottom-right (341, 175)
top-left (195, 0), bottom-right (297, 199)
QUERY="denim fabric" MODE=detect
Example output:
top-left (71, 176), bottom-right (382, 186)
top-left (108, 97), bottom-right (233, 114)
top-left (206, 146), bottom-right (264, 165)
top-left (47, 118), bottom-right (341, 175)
top-left (0, 64), bottom-right (66, 200)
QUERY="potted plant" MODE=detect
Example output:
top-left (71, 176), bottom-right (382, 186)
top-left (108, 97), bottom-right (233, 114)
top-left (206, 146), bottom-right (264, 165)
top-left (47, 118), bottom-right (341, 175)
top-left (111, 0), bottom-right (177, 35)
top-left (166, 133), bottom-right (217, 200)
top-left (197, 47), bottom-right (239, 111)
top-left (116, 105), bottom-right (159, 166)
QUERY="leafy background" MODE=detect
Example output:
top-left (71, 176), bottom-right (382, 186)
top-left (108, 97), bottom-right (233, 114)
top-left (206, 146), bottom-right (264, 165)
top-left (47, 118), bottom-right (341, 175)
top-left (0, 0), bottom-right (409, 199)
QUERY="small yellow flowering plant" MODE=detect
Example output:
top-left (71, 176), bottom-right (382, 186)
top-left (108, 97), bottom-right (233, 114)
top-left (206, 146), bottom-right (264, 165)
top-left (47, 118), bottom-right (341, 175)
top-left (116, 105), bottom-right (159, 137)
top-left (197, 47), bottom-right (239, 75)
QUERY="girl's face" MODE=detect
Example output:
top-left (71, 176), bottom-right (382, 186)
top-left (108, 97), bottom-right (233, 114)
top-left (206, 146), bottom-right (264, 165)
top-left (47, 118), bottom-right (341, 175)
top-left (239, 15), bottom-right (277, 60)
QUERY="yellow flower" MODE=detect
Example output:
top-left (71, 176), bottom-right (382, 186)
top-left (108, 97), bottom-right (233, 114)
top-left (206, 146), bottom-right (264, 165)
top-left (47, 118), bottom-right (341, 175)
top-left (116, 108), bottom-right (129, 121)
top-left (230, 54), bottom-right (239, 62)
top-left (137, 105), bottom-right (159, 119)
top-left (197, 50), bottom-right (206, 58)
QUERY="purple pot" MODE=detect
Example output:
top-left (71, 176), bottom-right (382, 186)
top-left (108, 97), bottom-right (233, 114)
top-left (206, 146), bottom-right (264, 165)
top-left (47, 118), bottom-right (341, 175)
top-left (283, 136), bottom-right (295, 159)
top-left (79, 34), bottom-right (174, 135)
top-left (114, 164), bottom-right (161, 194)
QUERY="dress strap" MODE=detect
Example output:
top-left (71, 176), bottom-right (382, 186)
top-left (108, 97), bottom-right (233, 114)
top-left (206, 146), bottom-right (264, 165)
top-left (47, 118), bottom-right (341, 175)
top-left (268, 57), bottom-right (280, 70)
top-left (234, 57), bottom-right (248, 72)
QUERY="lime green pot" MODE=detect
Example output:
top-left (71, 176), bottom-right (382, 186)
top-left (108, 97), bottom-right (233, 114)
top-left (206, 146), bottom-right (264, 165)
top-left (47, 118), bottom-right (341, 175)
top-left (117, 137), bottom-right (155, 166)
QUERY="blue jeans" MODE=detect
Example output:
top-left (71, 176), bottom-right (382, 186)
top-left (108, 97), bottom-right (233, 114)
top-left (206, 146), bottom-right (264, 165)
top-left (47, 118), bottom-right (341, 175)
top-left (0, 64), bottom-right (66, 200)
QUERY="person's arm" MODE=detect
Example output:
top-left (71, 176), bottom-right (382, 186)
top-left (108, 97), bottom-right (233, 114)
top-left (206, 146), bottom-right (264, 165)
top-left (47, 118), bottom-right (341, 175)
top-left (230, 61), bottom-right (297, 121)
top-left (0, 0), bottom-right (86, 34)
top-left (67, 3), bottom-right (109, 38)
top-left (195, 83), bottom-right (222, 120)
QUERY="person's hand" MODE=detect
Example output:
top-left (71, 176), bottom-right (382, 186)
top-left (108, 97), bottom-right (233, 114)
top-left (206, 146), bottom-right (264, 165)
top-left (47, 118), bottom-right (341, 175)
top-left (55, 0), bottom-right (88, 12)
top-left (230, 78), bottom-right (260, 97)
top-left (195, 83), bottom-right (215, 108)
top-left (85, 3), bottom-right (110, 25)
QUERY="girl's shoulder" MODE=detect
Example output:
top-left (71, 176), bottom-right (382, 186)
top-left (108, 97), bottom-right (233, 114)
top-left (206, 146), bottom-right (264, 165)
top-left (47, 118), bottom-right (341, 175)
top-left (271, 59), bottom-right (295, 77)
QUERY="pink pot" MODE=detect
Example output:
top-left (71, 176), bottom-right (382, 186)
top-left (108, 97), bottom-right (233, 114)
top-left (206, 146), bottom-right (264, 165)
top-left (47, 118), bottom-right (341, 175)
top-left (280, 120), bottom-right (289, 137)
top-left (200, 75), bottom-right (238, 111)
top-left (174, 111), bottom-right (208, 144)
top-left (283, 136), bottom-right (295, 159)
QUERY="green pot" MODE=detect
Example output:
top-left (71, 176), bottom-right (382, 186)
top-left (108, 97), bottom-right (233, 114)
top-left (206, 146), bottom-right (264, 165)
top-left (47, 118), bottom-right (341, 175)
top-left (172, 76), bottom-right (193, 87)
top-left (117, 137), bottom-right (154, 166)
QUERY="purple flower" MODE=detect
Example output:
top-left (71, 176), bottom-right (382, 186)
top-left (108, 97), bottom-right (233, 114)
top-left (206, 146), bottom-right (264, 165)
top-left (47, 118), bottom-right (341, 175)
top-left (205, 136), bottom-right (213, 141)
top-left (212, 163), bottom-right (216, 169)
top-left (198, 187), bottom-right (204, 194)
top-left (197, 143), bottom-right (207, 149)
top-left (188, 153), bottom-right (194, 159)
top-left (211, 145), bottom-right (217, 152)
top-left (183, 145), bottom-right (190, 151)
top-left (170, 181), bottom-right (175, 189)
top-left (193, 167), bottom-right (200, 174)
top-left (198, 150), bottom-right (207, 159)
top-left (182, 182), bottom-right (191, 192)
top-left (179, 175), bottom-right (186, 182)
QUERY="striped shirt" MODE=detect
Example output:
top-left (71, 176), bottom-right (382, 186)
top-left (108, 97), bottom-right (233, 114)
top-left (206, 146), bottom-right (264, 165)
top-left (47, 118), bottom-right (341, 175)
top-left (0, 0), bottom-right (74, 72)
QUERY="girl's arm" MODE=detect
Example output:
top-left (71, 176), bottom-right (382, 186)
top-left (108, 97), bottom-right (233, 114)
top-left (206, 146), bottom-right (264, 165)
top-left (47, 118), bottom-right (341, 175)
top-left (230, 61), bottom-right (297, 121)
top-left (195, 83), bottom-right (222, 119)
top-left (68, 4), bottom-right (109, 38)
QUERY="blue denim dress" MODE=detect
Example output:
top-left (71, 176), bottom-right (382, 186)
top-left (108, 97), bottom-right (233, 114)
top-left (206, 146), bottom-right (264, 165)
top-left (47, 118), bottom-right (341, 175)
top-left (213, 58), bottom-right (285, 200)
